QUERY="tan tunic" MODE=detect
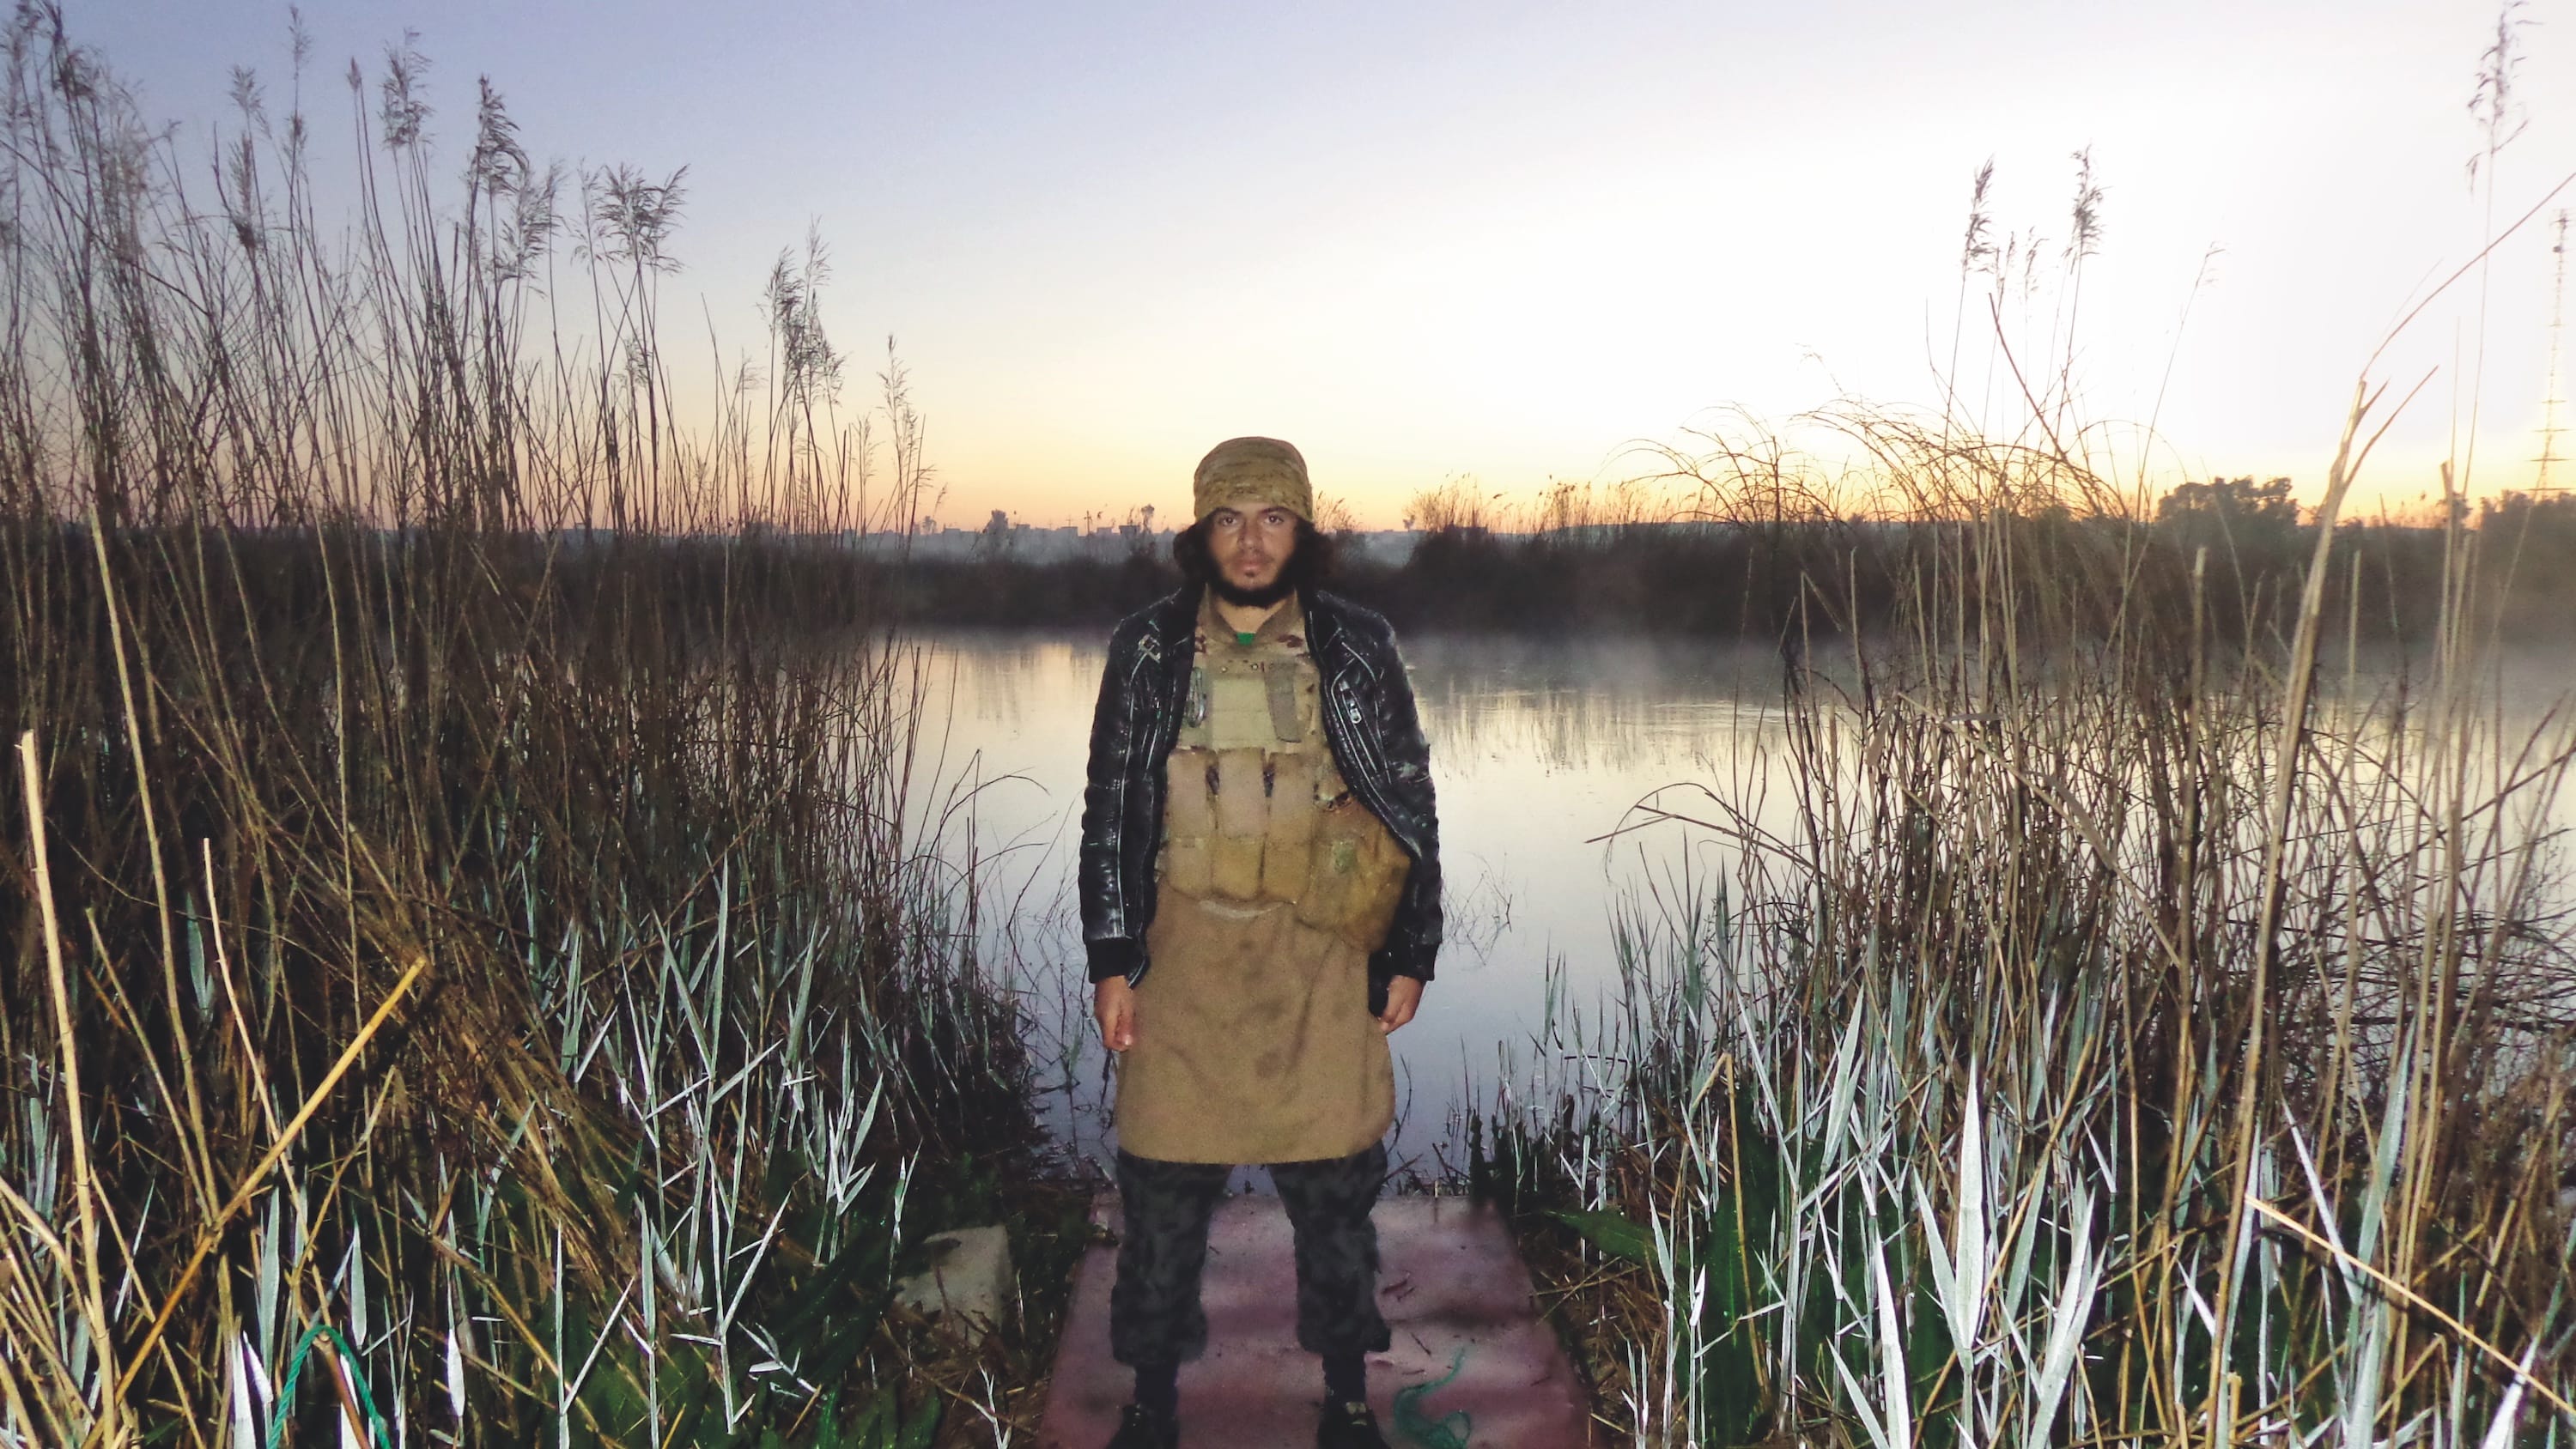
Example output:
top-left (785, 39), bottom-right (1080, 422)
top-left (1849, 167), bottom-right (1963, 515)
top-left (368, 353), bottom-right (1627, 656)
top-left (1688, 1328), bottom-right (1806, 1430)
top-left (1114, 594), bottom-right (1400, 1164)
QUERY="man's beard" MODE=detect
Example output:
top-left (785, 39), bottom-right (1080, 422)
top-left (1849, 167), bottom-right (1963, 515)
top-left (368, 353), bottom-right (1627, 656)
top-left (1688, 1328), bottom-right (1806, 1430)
top-left (1208, 570), bottom-right (1296, 608)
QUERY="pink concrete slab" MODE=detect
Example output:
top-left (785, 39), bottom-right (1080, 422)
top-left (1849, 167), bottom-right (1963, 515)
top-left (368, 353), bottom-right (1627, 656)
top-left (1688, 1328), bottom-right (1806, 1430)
top-left (1038, 1194), bottom-right (1596, 1449)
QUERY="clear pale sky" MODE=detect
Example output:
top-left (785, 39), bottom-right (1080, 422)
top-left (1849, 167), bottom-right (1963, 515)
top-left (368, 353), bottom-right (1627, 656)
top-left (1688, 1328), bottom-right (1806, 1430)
top-left (68, 1), bottom-right (2576, 527)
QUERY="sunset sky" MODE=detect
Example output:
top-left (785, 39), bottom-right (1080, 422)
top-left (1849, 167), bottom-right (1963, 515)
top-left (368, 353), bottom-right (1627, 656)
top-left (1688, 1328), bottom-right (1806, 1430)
top-left (72, 0), bottom-right (2576, 528)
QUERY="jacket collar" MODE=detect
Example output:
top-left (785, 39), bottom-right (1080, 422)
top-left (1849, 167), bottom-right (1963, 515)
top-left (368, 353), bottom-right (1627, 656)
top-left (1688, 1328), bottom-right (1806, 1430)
top-left (1156, 585), bottom-right (1347, 661)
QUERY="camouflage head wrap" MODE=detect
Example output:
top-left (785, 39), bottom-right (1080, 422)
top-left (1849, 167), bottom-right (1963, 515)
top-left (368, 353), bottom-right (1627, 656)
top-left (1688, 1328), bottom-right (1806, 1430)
top-left (1192, 437), bottom-right (1312, 522)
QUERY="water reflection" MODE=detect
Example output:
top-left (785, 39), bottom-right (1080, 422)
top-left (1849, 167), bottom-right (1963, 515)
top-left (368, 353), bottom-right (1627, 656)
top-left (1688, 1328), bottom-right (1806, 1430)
top-left (897, 627), bottom-right (2576, 1180)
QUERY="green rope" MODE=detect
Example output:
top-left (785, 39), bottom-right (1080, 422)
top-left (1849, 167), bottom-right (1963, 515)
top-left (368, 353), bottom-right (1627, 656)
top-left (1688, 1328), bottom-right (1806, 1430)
top-left (262, 1322), bottom-right (395, 1449)
top-left (1393, 1344), bottom-right (1473, 1449)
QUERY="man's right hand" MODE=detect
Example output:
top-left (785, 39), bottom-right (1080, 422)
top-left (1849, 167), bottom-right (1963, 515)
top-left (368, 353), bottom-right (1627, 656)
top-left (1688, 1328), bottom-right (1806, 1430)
top-left (1095, 976), bottom-right (1139, 1052)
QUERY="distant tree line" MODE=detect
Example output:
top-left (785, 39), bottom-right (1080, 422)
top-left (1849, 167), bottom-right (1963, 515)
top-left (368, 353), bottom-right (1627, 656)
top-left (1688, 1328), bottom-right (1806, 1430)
top-left (874, 480), bottom-right (2576, 646)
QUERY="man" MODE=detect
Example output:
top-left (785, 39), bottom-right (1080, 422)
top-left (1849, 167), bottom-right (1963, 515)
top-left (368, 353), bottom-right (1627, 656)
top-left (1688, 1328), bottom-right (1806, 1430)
top-left (1078, 437), bottom-right (1442, 1449)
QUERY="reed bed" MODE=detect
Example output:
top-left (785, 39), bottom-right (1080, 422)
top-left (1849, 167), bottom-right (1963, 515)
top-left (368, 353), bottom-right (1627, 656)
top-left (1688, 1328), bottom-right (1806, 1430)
top-left (0, 11), bottom-right (1042, 1445)
top-left (1476, 399), bottom-right (2576, 1446)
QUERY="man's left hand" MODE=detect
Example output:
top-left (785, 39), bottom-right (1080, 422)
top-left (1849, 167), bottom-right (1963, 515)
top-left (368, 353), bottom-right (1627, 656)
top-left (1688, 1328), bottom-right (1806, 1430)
top-left (1377, 976), bottom-right (1423, 1034)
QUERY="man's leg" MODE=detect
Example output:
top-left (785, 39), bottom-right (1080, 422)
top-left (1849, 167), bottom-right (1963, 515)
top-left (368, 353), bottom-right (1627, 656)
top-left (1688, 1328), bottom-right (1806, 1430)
top-left (1109, 1150), bottom-right (1231, 1415)
top-left (1269, 1142), bottom-right (1392, 1399)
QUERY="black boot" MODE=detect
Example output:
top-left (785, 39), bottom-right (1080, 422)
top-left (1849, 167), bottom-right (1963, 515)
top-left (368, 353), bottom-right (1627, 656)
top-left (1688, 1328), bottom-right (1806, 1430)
top-left (1105, 1403), bottom-right (1179, 1449)
top-left (1316, 1398), bottom-right (1389, 1449)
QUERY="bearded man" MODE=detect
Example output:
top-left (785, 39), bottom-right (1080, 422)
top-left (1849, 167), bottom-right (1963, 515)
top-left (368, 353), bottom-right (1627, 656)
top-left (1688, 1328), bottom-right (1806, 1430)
top-left (1078, 437), bottom-right (1443, 1449)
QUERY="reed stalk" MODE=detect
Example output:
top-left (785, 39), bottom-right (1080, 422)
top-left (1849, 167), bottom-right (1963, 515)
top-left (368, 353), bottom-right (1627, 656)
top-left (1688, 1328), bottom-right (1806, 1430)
top-left (1481, 290), bottom-right (2575, 1449)
top-left (0, 11), bottom-right (1036, 1444)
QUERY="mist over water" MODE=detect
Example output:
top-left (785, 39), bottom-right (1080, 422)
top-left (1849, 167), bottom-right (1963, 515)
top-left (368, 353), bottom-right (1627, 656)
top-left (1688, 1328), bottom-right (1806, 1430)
top-left (898, 627), bottom-right (2576, 1181)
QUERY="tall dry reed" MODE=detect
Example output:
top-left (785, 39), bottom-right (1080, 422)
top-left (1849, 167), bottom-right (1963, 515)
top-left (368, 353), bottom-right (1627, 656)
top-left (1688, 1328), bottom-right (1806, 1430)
top-left (0, 9), bottom-right (1024, 1445)
top-left (1479, 118), bottom-right (2576, 1445)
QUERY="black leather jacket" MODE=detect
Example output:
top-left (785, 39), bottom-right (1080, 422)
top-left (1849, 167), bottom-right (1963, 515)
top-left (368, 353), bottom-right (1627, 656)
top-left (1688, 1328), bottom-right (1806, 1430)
top-left (1079, 587), bottom-right (1442, 998)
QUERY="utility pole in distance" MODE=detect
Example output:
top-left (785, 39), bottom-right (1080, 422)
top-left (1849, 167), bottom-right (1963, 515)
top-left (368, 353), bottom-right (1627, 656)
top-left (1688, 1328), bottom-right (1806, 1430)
top-left (2537, 209), bottom-right (2568, 496)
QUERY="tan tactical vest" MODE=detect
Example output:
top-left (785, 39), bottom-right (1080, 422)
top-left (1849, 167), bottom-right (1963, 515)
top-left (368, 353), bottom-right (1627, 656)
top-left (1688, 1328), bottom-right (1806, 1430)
top-left (1157, 600), bottom-right (1409, 949)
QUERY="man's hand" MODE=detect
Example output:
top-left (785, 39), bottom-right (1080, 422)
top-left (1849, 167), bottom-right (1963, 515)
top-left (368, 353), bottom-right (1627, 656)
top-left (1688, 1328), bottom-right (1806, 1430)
top-left (1095, 976), bottom-right (1139, 1052)
top-left (1377, 975), bottom-right (1423, 1034)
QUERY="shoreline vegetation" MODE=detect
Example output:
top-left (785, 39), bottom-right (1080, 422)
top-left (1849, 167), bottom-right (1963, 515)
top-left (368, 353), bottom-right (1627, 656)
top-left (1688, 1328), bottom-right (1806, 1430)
top-left (0, 16), bottom-right (1078, 1446)
top-left (4, 9), bottom-right (2573, 1449)
top-left (1469, 441), bottom-right (2576, 1447)
top-left (881, 476), bottom-right (2576, 645)
top-left (1453, 99), bottom-right (2576, 1449)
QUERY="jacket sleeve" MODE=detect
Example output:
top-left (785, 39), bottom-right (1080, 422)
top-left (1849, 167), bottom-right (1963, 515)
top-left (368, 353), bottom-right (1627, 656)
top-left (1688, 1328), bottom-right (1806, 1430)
top-left (1370, 646), bottom-right (1443, 985)
top-left (1078, 619), bottom-right (1148, 983)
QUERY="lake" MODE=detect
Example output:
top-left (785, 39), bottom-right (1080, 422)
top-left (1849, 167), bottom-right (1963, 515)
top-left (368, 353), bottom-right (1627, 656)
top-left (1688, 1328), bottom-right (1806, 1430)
top-left (895, 627), bottom-right (2576, 1185)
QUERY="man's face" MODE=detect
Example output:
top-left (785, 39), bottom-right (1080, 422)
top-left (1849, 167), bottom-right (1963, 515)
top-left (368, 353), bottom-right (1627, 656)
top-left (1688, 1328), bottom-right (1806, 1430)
top-left (1206, 502), bottom-right (1299, 594)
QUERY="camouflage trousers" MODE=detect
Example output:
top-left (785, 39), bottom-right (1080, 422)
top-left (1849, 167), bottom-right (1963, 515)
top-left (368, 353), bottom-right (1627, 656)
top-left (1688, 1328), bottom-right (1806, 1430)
top-left (1109, 1142), bottom-right (1390, 1366)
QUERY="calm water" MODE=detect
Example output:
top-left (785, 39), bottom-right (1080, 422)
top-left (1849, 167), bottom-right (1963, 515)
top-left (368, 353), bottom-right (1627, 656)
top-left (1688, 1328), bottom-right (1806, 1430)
top-left (896, 629), bottom-right (2576, 1180)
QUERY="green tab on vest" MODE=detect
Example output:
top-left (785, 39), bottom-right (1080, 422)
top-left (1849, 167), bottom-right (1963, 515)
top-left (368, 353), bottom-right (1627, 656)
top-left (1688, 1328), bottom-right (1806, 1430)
top-left (1234, 630), bottom-right (1256, 646)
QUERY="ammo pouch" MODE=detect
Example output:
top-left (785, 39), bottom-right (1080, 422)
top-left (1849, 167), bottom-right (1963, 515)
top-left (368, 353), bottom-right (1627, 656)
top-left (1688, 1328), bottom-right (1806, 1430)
top-left (1161, 743), bottom-right (1411, 953)
top-left (1293, 796), bottom-right (1412, 952)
